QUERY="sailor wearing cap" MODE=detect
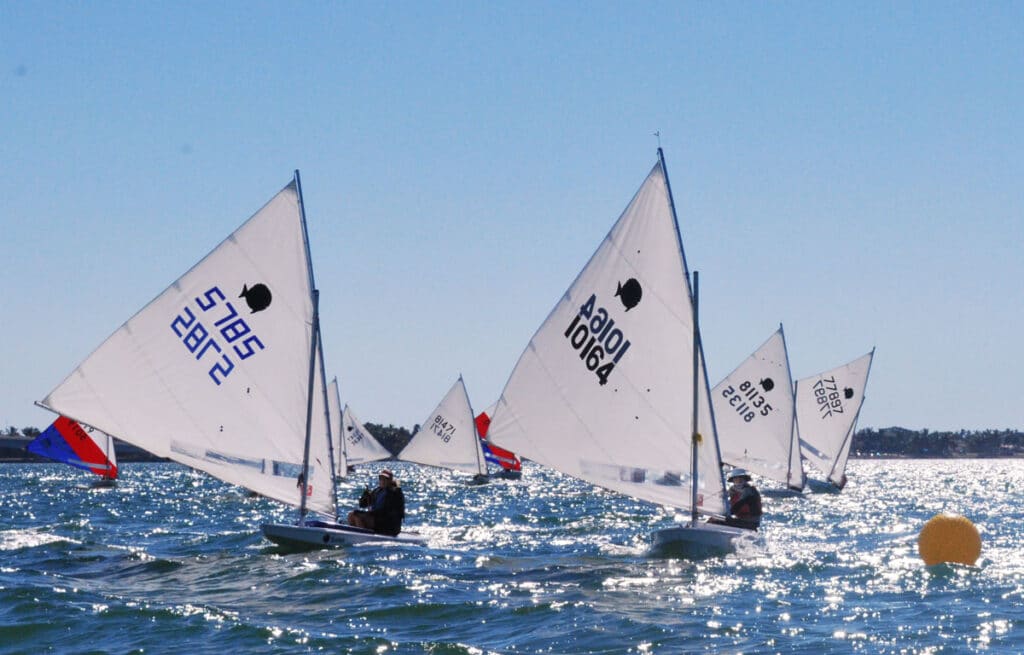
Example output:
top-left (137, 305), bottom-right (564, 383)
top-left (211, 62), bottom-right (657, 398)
top-left (346, 468), bottom-right (406, 536)
top-left (724, 468), bottom-right (762, 530)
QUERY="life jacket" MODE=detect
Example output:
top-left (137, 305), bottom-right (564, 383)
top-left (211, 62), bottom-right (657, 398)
top-left (729, 484), bottom-right (762, 521)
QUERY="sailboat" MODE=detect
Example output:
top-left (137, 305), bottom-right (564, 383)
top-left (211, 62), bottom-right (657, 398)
top-left (475, 402), bottom-right (522, 479)
top-left (27, 416), bottom-right (118, 486)
top-left (332, 391), bottom-right (391, 473)
top-left (487, 149), bottom-right (749, 554)
top-left (397, 376), bottom-right (489, 484)
top-left (36, 171), bottom-right (414, 548)
top-left (795, 350), bottom-right (875, 490)
top-left (713, 326), bottom-right (804, 492)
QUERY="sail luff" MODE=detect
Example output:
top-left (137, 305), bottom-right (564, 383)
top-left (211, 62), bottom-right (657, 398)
top-left (659, 148), bottom-right (727, 517)
top-left (779, 325), bottom-right (804, 490)
top-left (460, 375), bottom-right (488, 476)
top-left (297, 293), bottom-right (320, 520)
top-left (689, 272), bottom-right (700, 523)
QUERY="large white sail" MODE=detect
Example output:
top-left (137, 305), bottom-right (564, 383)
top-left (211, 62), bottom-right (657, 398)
top-left (341, 404), bottom-right (392, 467)
top-left (39, 179), bottom-right (335, 517)
top-left (398, 376), bottom-right (487, 476)
top-left (488, 157), bottom-right (728, 516)
top-left (713, 327), bottom-right (803, 490)
top-left (795, 350), bottom-right (875, 488)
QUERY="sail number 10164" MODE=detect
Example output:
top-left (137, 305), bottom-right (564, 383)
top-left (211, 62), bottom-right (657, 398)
top-left (564, 294), bottom-right (631, 386)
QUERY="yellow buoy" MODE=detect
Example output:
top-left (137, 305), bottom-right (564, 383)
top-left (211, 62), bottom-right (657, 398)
top-left (917, 513), bottom-right (981, 566)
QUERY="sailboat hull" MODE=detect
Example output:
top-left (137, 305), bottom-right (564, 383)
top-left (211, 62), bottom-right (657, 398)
top-left (260, 521), bottom-right (426, 549)
top-left (650, 521), bottom-right (753, 556)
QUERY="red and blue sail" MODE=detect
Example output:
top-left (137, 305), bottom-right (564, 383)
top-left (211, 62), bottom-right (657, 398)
top-left (27, 416), bottom-right (118, 479)
top-left (475, 411), bottom-right (521, 472)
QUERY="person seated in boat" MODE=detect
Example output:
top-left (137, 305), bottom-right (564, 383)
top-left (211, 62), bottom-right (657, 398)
top-left (710, 468), bottom-right (762, 530)
top-left (347, 468), bottom-right (405, 536)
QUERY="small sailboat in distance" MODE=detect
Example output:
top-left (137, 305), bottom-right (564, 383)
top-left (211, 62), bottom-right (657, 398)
top-left (796, 350), bottom-right (875, 490)
top-left (713, 326), bottom-right (804, 492)
top-left (398, 376), bottom-right (489, 484)
top-left (476, 404), bottom-right (523, 479)
top-left (28, 416), bottom-right (118, 486)
top-left (488, 148), bottom-right (749, 555)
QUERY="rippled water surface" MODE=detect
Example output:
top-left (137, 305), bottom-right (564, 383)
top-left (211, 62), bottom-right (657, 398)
top-left (1, 459), bottom-right (1022, 654)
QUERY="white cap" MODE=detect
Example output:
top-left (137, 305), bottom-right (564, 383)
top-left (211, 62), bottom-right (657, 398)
top-left (727, 468), bottom-right (751, 481)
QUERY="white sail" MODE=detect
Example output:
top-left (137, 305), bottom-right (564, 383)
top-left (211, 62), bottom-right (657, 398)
top-left (341, 404), bottom-right (392, 467)
top-left (713, 327), bottom-right (803, 490)
top-left (328, 378), bottom-right (348, 477)
top-left (39, 179), bottom-right (336, 517)
top-left (488, 157), bottom-right (728, 516)
top-left (795, 350), bottom-right (875, 488)
top-left (102, 430), bottom-right (118, 475)
top-left (398, 376), bottom-right (487, 476)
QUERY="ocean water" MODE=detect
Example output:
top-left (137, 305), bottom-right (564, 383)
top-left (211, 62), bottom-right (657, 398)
top-left (1, 459), bottom-right (1021, 654)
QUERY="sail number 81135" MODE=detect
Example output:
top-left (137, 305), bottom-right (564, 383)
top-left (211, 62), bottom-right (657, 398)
top-left (563, 294), bottom-right (632, 386)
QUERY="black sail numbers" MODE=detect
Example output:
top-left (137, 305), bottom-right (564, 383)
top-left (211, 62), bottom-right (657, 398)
top-left (562, 278), bottom-right (640, 386)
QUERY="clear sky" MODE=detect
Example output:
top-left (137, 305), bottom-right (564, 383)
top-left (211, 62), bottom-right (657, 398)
top-left (2, 3), bottom-right (1021, 434)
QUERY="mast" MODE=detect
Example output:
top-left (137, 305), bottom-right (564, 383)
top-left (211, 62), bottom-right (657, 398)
top-left (690, 271), bottom-right (701, 524)
top-left (657, 147), bottom-right (725, 521)
top-left (297, 290), bottom-right (320, 520)
top-left (318, 338), bottom-right (339, 518)
top-left (779, 323), bottom-right (802, 490)
top-left (462, 375), bottom-right (487, 477)
top-left (293, 169), bottom-right (336, 521)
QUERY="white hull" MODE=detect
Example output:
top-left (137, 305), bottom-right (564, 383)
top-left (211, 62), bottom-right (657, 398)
top-left (650, 521), bottom-right (752, 555)
top-left (261, 521), bottom-right (426, 548)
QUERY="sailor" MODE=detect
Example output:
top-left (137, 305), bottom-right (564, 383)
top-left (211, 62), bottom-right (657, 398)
top-left (347, 468), bottom-right (405, 536)
top-left (724, 468), bottom-right (762, 530)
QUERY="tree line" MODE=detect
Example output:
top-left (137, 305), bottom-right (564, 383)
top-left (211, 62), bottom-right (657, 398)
top-left (7, 424), bottom-right (1024, 459)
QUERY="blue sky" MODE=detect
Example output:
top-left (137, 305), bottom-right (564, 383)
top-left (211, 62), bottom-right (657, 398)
top-left (2, 3), bottom-right (1021, 433)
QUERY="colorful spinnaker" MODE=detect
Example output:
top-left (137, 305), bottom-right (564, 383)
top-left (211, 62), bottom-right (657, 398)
top-left (28, 416), bottom-right (118, 480)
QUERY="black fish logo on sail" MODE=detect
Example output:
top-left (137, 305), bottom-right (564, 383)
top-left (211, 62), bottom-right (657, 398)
top-left (239, 283), bottom-right (272, 314)
top-left (615, 278), bottom-right (642, 312)
top-left (844, 387), bottom-right (855, 400)
top-left (759, 378), bottom-right (775, 392)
